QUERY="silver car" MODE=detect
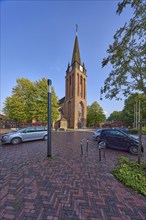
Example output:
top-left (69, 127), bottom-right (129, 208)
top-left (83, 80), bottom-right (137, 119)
top-left (1, 126), bottom-right (48, 144)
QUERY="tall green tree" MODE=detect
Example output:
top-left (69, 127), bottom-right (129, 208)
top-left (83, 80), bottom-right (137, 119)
top-left (3, 78), bottom-right (59, 124)
top-left (107, 111), bottom-right (123, 122)
top-left (101, 0), bottom-right (146, 100)
top-left (33, 78), bottom-right (59, 124)
top-left (3, 78), bottom-right (35, 123)
top-left (87, 101), bottom-right (106, 127)
top-left (122, 93), bottom-right (146, 127)
top-left (107, 93), bottom-right (146, 127)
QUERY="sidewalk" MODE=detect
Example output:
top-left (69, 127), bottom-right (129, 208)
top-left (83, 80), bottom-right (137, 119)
top-left (0, 131), bottom-right (146, 220)
top-left (0, 128), bottom-right (12, 134)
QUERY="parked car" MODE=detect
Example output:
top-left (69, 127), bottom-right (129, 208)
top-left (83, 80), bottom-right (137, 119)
top-left (92, 128), bottom-right (143, 155)
top-left (1, 126), bottom-right (48, 145)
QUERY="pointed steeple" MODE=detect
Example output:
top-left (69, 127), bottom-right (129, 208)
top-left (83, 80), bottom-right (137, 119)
top-left (71, 35), bottom-right (81, 65)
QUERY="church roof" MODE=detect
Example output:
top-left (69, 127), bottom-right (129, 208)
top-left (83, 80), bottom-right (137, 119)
top-left (59, 96), bottom-right (65, 104)
top-left (71, 35), bottom-right (81, 65)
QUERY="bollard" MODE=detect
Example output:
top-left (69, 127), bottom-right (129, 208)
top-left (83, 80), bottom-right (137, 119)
top-left (98, 142), bottom-right (106, 161)
top-left (80, 141), bottom-right (83, 155)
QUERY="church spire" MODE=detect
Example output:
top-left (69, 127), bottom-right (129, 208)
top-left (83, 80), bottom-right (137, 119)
top-left (71, 30), bottom-right (81, 65)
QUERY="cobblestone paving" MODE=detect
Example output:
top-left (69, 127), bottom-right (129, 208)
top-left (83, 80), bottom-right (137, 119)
top-left (0, 131), bottom-right (146, 220)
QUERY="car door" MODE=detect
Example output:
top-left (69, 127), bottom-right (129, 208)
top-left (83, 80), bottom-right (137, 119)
top-left (34, 126), bottom-right (46, 139)
top-left (20, 127), bottom-right (37, 141)
top-left (101, 130), bottom-right (116, 148)
top-left (106, 130), bottom-right (130, 150)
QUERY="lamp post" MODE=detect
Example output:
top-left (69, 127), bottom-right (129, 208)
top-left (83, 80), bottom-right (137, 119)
top-left (47, 79), bottom-right (52, 157)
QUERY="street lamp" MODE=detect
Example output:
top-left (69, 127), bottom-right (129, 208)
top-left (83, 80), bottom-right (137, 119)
top-left (47, 79), bottom-right (52, 157)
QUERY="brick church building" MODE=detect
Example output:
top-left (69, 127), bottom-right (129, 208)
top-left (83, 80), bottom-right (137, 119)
top-left (56, 34), bottom-right (87, 129)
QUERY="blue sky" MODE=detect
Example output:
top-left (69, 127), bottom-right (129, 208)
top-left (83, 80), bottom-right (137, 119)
top-left (1, 0), bottom-right (133, 117)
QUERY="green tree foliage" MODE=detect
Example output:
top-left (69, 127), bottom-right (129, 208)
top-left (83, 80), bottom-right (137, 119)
top-left (3, 78), bottom-right (35, 123)
top-left (3, 78), bottom-right (59, 124)
top-left (107, 93), bottom-right (146, 127)
top-left (122, 93), bottom-right (146, 127)
top-left (33, 78), bottom-right (48, 123)
top-left (101, 0), bottom-right (146, 100)
top-left (87, 101), bottom-right (106, 127)
top-left (52, 87), bottom-right (60, 123)
top-left (107, 111), bottom-right (123, 122)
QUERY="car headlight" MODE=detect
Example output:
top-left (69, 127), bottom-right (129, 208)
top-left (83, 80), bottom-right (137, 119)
top-left (2, 135), bottom-right (9, 140)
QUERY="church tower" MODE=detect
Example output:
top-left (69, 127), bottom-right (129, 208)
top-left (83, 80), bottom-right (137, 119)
top-left (64, 34), bottom-right (87, 129)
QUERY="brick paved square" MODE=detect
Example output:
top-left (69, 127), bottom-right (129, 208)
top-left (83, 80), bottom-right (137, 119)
top-left (0, 131), bottom-right (146, 220)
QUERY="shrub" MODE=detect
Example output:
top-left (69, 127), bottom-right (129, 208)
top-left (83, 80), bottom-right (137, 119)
top-left (129, 126), bottom-right (146, 135)
top-left (142, 126), bottom-right (146, 135)
top-left (112, 157), bottom-right (146, 196)
top-left (129, 128), bottom-right (138, 134)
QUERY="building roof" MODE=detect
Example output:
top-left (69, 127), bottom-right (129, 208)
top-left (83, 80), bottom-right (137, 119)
top-left (59, 97), bottom-right (65, 104)
top-left (71, 35), bottom-right (81, 65)
top-left (0, 114), bottom-right (6, 118)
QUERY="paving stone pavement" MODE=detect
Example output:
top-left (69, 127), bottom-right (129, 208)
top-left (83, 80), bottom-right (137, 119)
top-left (0, 131), bottom-right (146, 220)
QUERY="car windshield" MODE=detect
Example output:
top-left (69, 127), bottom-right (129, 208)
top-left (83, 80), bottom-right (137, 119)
top-left (95, 129), bottom-right (102, 134)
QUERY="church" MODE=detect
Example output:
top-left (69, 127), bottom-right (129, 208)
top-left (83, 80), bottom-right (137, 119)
top-left (56, 33), bottom-right (87, 129)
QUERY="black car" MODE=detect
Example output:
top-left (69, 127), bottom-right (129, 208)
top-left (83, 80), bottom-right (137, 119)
top-left (93, 128), bottom-right (143, 155)
top-left (116, 127), bottom-right (129, 133)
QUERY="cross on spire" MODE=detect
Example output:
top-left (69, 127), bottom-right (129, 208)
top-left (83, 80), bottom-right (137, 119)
top-left (76, 24), bottom-right (78, 35)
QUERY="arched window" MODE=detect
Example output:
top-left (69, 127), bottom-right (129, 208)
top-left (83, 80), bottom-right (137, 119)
top-left (78, 103), bottom-right (83, 128)
top-left (68, 101), bottom-right (71, 127)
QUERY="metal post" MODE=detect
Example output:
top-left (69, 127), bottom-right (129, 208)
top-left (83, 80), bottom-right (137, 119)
top-left (47, 79), bottom-right (52, 157)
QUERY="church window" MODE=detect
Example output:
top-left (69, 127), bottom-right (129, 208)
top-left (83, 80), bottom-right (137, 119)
top-left (80, 76), bottom-right (83, 97)
top-left (78, 103), bottom-right (83, 128)
top-left (77, 74), bottom-right (79, 96)
top-left (66, 78), bottom-right (68, 99)
top-left (72, 74), bottom-right (74, 96)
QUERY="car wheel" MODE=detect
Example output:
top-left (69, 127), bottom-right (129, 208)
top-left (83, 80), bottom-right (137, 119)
top-left (43, 135), bottom-right (48, 140)
top-left (129, 145), bottom-right (138, 155)
top-left (98, 140), bottom-right (106, 149)
top-left (11, 137), bottom-right (21, 145)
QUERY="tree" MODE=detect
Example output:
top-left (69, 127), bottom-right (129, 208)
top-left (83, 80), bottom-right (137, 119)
top-left (52, 87), bottom-right (60, 124)
top-left (3, 78), bottom-right (59, 125)
top-left (87, 101), bottom-right (106, 127)
top-left (107, 111), bottom-right (123, 122)
top-left (33, 78), bottom-right (48, 123)
top-left (107, 93), bottom-right (146, 127)
top-left (3, 78), bottom-right (35, 123)
top-left (33, 78), bottom-right (59, 125)
top-left (101, 0), bottom-right (146, 100)
top-left (122, 93), bottom-right (146, 127)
